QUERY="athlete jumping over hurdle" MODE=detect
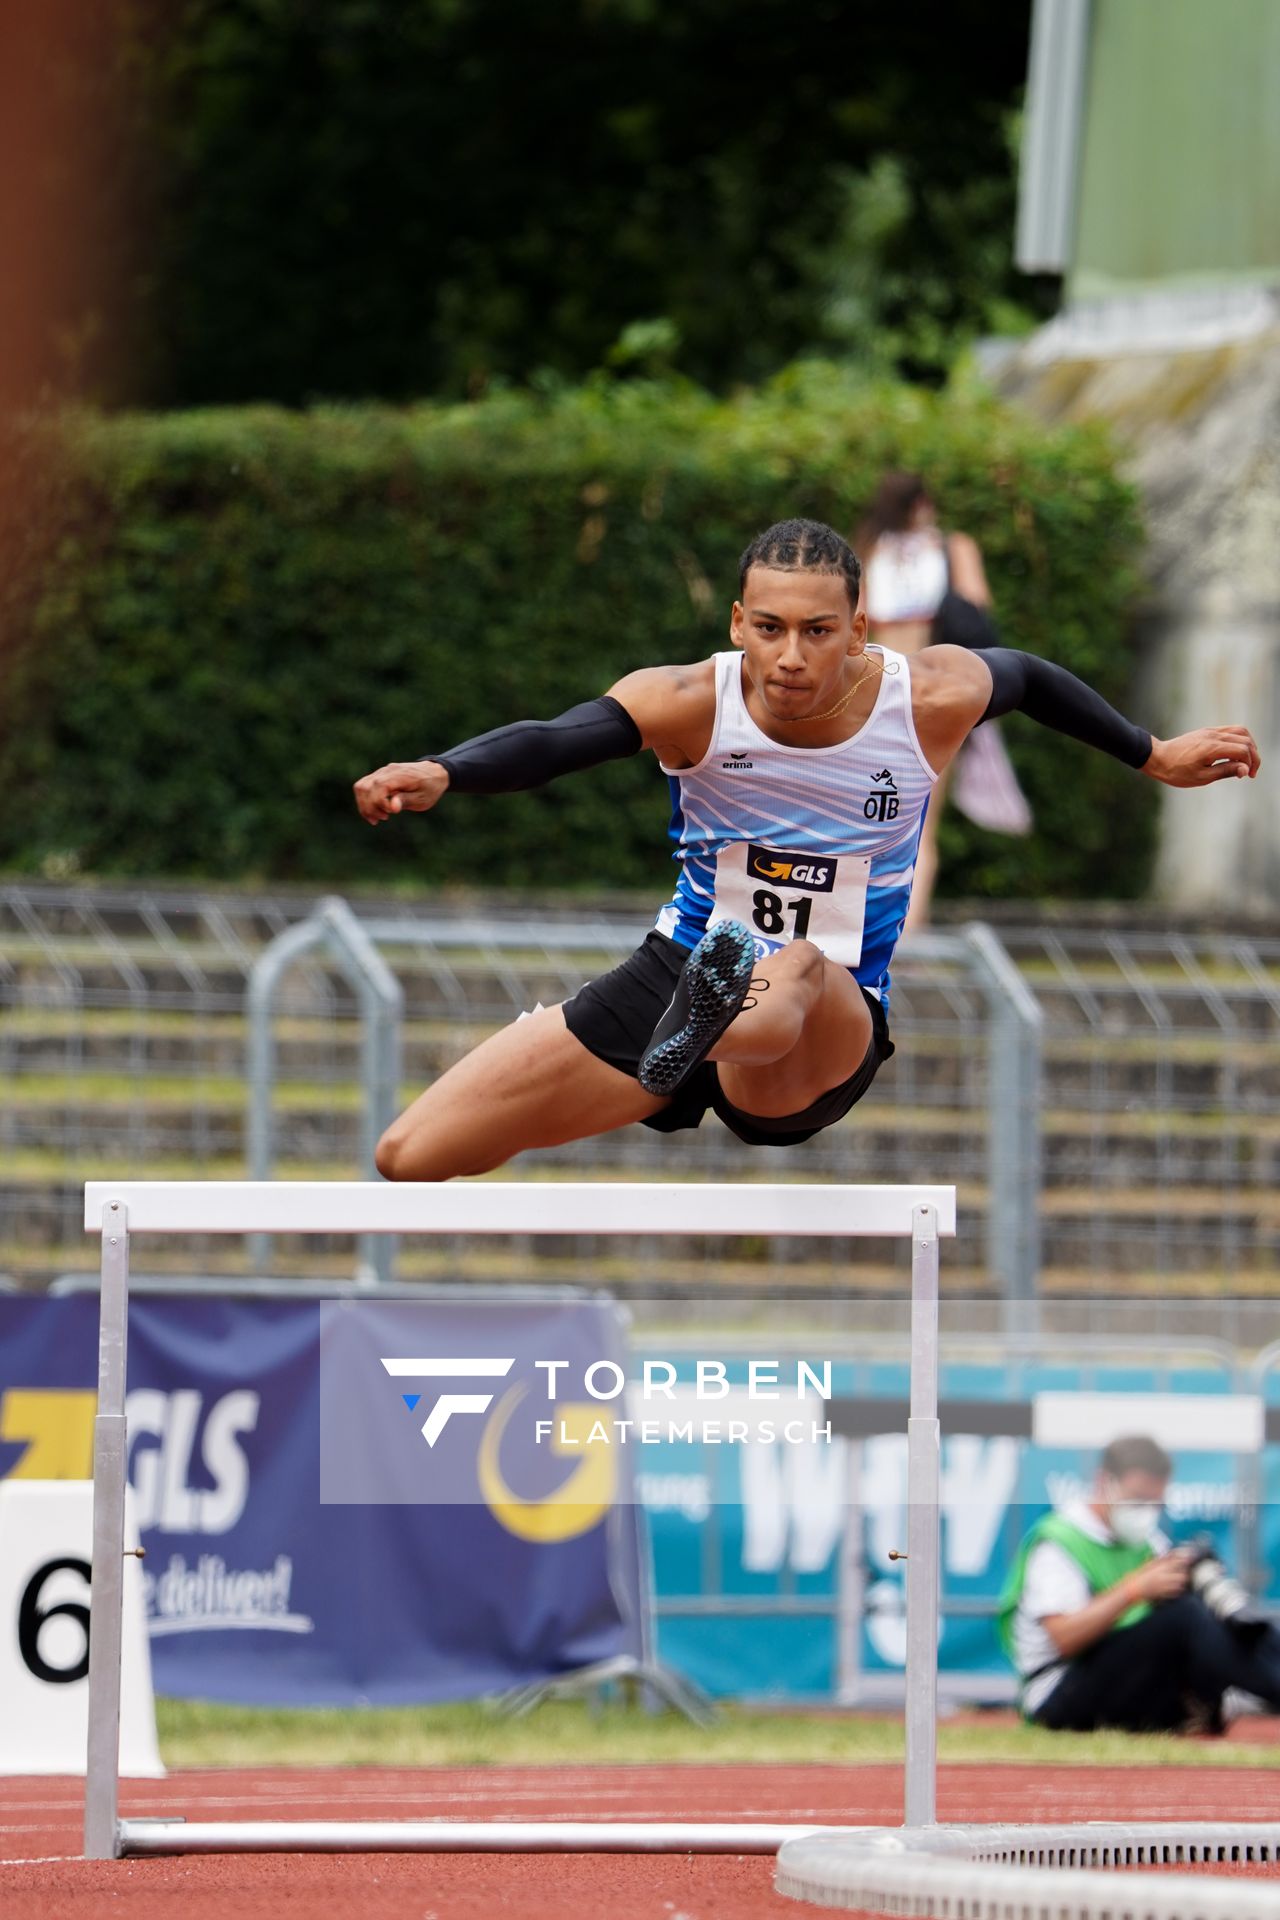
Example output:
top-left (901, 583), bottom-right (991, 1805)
top-left (354, 519), bottom-right (1258, 1180)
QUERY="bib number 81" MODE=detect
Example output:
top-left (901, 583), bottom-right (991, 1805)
top-left (752, 890), bottom-right (812, 939)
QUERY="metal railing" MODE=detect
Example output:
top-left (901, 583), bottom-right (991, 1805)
top-left (5, 881), bottom-right (1279, 1305)
top-left (246, 897), bottom-right (402, 1281)
top-left (997, 924), bottom-right (1280, 1288)
top-left (244, 902), bottom-right (1041, 1308)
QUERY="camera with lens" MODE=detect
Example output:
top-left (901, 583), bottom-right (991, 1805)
top-left (1184, 1536), bottom-right (1270, 1642)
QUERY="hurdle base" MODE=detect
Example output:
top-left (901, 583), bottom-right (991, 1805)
top-left (117, 1818), bottom-right (852, 1856)
top-left (776, 1821), bottom-right (1280, 1917)
top-left (497, 1652), bottom-right (717, 1727)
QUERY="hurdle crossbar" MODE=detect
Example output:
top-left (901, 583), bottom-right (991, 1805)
top-left (83, 1180), bottom-right (955, 1238)
top-left (83, 1178), bottom-right (953, 1860)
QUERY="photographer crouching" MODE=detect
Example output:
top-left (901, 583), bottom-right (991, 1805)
top-left (999, 1434), bottom-right (1280, 1733)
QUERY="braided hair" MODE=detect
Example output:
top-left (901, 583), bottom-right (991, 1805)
top-left (738, 517), bottom-right (862, 608)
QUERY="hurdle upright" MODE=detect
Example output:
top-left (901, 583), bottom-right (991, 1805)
top-left (82, 1178), bottom-right (954, 1860)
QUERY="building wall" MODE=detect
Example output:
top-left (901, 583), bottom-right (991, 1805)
top-left (999, 328), bottom-right (1280, 912)
top-left (1071, 0), bottom-right (1280, 301)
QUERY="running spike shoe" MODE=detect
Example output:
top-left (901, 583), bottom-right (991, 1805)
top-left (638, 919), bottom-right (758, 1096)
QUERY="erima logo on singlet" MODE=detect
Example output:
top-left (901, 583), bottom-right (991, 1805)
top-left (721, 751), bottom-right (753, 770)
top-left (864, 769), bottom-right (900, 823)
top-left (746, 844), bottom-right (837, 892)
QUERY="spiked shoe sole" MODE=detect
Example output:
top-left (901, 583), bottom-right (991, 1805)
top-left (638, 920), bottom-right (758, 1096)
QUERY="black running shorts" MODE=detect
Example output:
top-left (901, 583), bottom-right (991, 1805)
top-left (562, 930), bottom-right (894, 1146)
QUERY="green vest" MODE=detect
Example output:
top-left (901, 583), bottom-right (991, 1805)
top-left (996, 1512), bottom-right (1154, 1667)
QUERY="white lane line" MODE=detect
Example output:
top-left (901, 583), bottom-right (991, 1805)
top-left (4, 1766), bottom-right (826, 1797)
top-left (191, 1791), bottom-right (786, 1805)
top-left (7, 1791), bottom-right (823, 1813)
top-left (152, 1783), bottom-right (860, 1806)
top-left (106, 1792), bottom-right (855, 1815)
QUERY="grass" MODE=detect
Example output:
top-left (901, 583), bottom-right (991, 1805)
top-left (154, 1698), bottom-right (1280, 1772)
top-left (5, 1002), bottom-right (1276, 1069)
top-left (0, 1072), bottom-right (366, 1109)
top-left (5, 1070), bottom-right (1272, 1142)
top-left (0, 1006), bottom-right (491, 1046)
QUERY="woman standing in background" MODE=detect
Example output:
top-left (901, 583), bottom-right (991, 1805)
top-left (855, 472), bottom-right (1030, 932)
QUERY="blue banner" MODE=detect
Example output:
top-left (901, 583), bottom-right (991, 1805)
top-left (0, 1295), bottom-right (643, 1705)
top-left (639, 1354), bottom-right (1257, 1701)
top-left (4, 1303), bottom-right (1264, 1706)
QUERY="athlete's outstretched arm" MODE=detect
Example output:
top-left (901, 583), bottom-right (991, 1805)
top-left (975, 648), bottom-right (1259, 786)
top-left (353, 696), bottom-right (642, 824)
top-left (915, 645), bottom-right (1260, 788)
top-left (354, 664), bottom-right (716, 824)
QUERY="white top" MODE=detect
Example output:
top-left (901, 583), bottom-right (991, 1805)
top-left (1012, 1498), bottom-right (1169, 1716)
top-left (654, 647), bottom-right (937, 1007)
top-left (864, 531), bottom-right (949, 624)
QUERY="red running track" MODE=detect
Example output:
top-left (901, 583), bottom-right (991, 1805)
top-left (3, 1763), bottom-right (1279, 1919)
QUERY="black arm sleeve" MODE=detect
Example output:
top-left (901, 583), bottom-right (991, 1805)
top-left (975, 649), bottom-right (1152, 770)
top-left (426, 694), bottom-right (643, 795)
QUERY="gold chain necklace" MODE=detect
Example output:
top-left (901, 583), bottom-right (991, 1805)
top-left (797, 652), bottom-right (883, 724)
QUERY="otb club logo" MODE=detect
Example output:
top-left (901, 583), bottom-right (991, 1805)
top-left (864, 769), bottom-right (900, 822)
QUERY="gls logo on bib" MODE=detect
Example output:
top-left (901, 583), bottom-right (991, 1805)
top-left (710, 840), bottom-right (869, 967)
top-left (746, 845), bottom-right (837, 892)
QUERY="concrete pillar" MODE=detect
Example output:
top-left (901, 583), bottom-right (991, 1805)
top-left (997, 301), bottom-right (1280, 912)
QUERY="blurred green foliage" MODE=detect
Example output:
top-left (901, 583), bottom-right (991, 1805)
top-left (0, 369), bottom-right (1150, 898)
top-left (112, 0), bottom-right (1045, 406)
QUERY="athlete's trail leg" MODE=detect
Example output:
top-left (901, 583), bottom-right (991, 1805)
top-left (709, 941), bottom-right (873, 1118)
top-left (376, 1007), bottom-right (667, 1180)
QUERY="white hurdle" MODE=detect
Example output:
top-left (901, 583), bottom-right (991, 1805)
top-left (81, 1178), bottom-right (954, 1861)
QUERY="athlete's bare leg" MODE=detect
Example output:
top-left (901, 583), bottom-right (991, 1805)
top-left (708, 940), bottom-right (874, 1119)
top-left (376, 1006), bottom-right (668, 1181)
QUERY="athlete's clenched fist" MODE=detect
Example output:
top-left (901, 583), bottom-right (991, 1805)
top-left (353, 760), bottom-right (450, 824)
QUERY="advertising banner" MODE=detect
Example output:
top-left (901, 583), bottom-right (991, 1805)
top-left (2, 1299), bottom-right (1268, 1705)
top-left (638, 1353), bottom-right (1261, 1701)
top-left (0, 1295), bottom-right (643, 1705)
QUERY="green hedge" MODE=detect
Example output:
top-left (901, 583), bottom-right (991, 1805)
top-left (0, 367), bottom-right (1151, 899)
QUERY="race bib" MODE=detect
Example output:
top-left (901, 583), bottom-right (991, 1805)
top-left (706, 842), bottom-right (870, 968)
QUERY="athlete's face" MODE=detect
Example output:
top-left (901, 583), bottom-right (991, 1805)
top-left (731, 565), bottom-right (867, 722)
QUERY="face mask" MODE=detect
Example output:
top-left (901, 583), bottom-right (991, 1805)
top-left (1110, 1502), bottom-right (1161, 1547)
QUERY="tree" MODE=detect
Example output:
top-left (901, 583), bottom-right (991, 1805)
top-left (115, 0), bottom-right (1042, 405)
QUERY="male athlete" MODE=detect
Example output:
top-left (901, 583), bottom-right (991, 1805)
top-left (354, 519), bottom-right (1258, 1181)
